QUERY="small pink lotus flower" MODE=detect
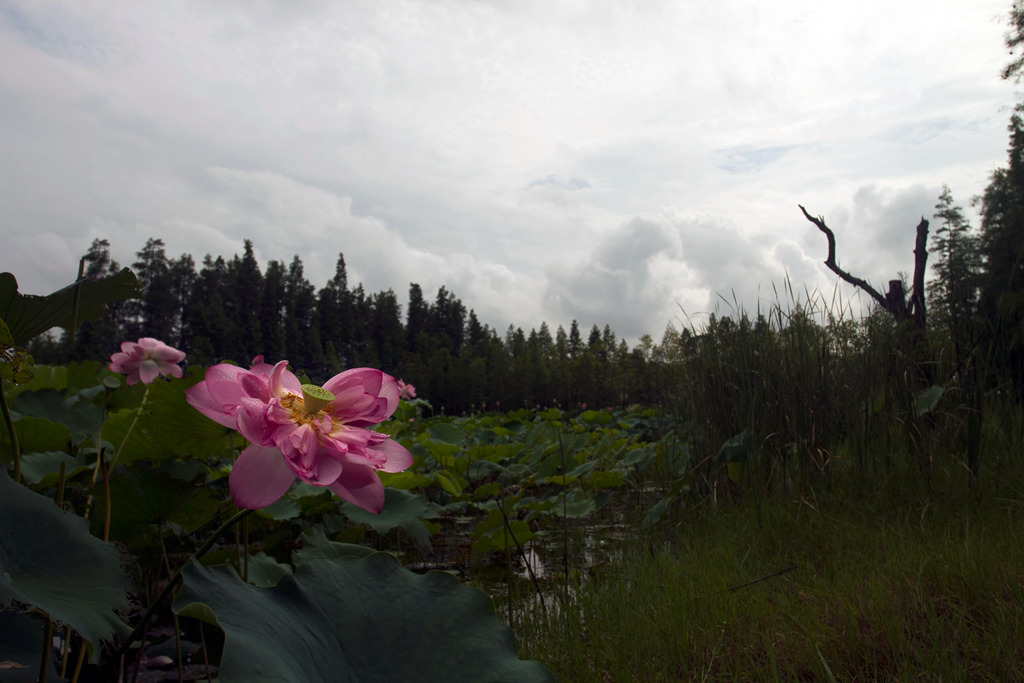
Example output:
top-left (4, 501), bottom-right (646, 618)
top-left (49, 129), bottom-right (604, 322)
top-left (186, 359), bottom-right (413, 513)
top-left (109, 337), bottom-right (186, 385)
top-left (397, 379), bottom-right (416, 400)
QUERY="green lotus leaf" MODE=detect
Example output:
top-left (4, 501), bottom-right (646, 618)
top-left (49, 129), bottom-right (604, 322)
top-left (0, 469), bottom-right (130, 663)
top-left (12, 389), bottom-right (102, 446)
top-left (0, 270), bottom-right (141, 345)
top-left (174, 554), bottom-right (553, 683)
top-left (341, 487), bottom-right (440, 541)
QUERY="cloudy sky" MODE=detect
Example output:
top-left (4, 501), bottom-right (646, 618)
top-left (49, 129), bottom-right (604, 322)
top-left (0, 1), bottom-right (1018, 343)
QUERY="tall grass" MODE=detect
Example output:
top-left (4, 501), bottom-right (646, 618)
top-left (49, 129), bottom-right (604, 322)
top-left (648, 281), bottom-right (1000, 500)
top-left (509, 283), bottom-right (1024, 680)
top-left (517, 461), bottom-right (1024, 681)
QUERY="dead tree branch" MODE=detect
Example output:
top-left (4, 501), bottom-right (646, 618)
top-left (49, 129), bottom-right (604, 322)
top-left (798, 204), bottom-right (929, 329)
top-left (798, 204), bottom-right (890, 311)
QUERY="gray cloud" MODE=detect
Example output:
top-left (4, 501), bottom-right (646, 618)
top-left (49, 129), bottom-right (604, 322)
top-left (819, 184), bottom-right (938, 291)
top-left (543, 217), bottom-right (679, 338)
top-left (526, 175), bottom-right (591, 191)
top-left (717, 144), bottom-right (796, 174)
top-left (0, 0), bottom-right (1015, 346)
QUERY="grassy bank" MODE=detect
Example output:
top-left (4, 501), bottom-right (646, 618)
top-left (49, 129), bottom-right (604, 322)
top-left (516, 467), bottom-right (1024, 681)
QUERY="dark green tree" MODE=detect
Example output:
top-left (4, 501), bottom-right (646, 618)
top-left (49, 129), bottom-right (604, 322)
top-left (975, 5), bottom-right (1024, 398)
top-left (283, 255), bottom-right (320, 375)
top-left (259, 260), bottom-right (287, 363)
top-left (369, 288), bottom-right (405, 372)
top-left (317, 253), bottom-right (354, 369)
top-left (168, 254), bottom-right (197, 349)
top-left (230, 240), bottom-right (264, 360)
top-left (131, 238), bottom-right (175, 342)
top-left (184, 255), bottom-right (232, 363)
top-left (406, 283), bottom-right (429, 354)
top-left (928, 186), bottom-right (981, 358)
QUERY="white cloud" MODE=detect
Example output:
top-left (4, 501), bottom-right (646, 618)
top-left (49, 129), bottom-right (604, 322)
top-left (0, 0), bottom-right (1017, 344)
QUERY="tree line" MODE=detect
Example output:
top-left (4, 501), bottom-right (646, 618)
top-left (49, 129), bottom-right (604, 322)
top-left (29, 238), bottom-right (665, 413)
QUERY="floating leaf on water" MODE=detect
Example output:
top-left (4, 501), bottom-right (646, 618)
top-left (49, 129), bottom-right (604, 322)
top-left (427, 421), bottom-right (466, 445)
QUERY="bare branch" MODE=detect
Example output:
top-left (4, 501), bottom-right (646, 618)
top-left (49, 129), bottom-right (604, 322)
top-left (798, 204), bottom-right (889, 311)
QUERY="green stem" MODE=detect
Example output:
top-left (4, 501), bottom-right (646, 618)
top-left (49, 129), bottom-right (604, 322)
top-left (115, 507), bottom-right (256, 661)
top-left (66, 257), bottom-right (86, 357)
top-left (39, 616), bottom-right (53, 683)
top-left (0, 381), bottom-right (21, 484)
top-left (112, 385), bottom-right (150, 468)
top-left (100, 450), bottom-right (111, 543)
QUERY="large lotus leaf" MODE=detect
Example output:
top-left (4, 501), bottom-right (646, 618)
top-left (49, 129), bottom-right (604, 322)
top-left (174, 554), bottom-right (553, 683)
top-left (341, 487), bottom-right (439, 536)
top-left (642, 493), bottom-right (676, 528)
top-left (146, 367), bottom-right (235, 455)
top-left (0, 416), bottom-right (71, 466)
top-left (291, 527), bottom-right (374, 566)
top-left (427, 421), bottom-right (466, 445)
top-left (0, 270), bottom-right (141, 345)
top-left (13, 362), bottom-right (104, 397)
top-left (342, 488), bottom-right (440, 550)
top-left (19, 450), bottom-right (89, 487)
top-left (94, 406), bottom-right (167, 464)
top-left (624, 444), bottom-right (658, 472)
top-left (101, 368), bottom-right (234, 466)
top-left (244, 552), bottom-right (292, 588)
top-left (377, 470), bottom-right (433, 490)
top-left (12, 389), bottom-right (102, 446)
top-left (0, 469), bottom-right (130, 663)
top-left (94, 469), bottom-right (222, 541)
top-left (915, 384), bottom-right (945, 417)
top-left (714, 429), bottom-right (751, 465)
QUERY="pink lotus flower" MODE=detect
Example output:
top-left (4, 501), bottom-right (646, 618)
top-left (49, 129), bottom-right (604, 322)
top-left (186, 358), bottom-right (413, 513)
top-left (109, 337), bottom-right (186, 385)
top-left (397, 379), bottom-right (416, 400)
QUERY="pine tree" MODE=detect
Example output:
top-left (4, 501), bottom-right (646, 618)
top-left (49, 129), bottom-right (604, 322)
top-left (185, 255), bottom-right (232, 364)
top-left (369, 288), bottom-right (404, 373)
top-left (131, 238), bottom-right (174, 341)
top-left (260, 260), bottom-right (287, 363)
top-left (168, 254), bottom-right (196, 349)
top-left (318, 253), bottom-right (353, 368)
top-left (976, 5), bottom-right (1024, 398)
top-left (283, 255), bottom-right (318, 374)
top-left (406, 283), bottom-right (429, 353)
top-left (928, 186), bottom-right (980, 358)
top-left (231, 240), bottom-right (264, 360)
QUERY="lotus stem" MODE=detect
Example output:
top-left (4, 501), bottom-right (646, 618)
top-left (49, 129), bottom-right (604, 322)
top-left (116, 507), bottom-right (256, 661)
top-left (39, 616), bottom-right (53, 682)
top-left (0, 382), bottom-right (21, 484)
top-left (100, 450), bottom-right (111, 543)
top-left (56, 461), bottom-right (67, 509)
top-left (112, 385), bottom-right (150, 468)
top-left (66, 257), bottom-right (86, 355)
